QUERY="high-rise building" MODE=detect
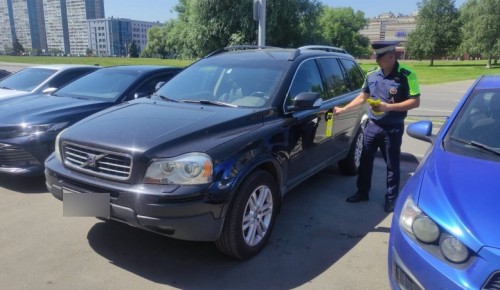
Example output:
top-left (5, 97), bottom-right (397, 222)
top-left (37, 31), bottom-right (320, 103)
top-left (0, 0), bottom-right (46, 53)
top-left (0, 0), bottom-right (104, 55)
top-left (0, 0), bottom-right (14, 52)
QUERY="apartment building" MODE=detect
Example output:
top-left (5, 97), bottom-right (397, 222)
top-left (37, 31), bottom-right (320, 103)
top-left (0, 0), bottom-right (103, 55)
top-left (86, 17), bottom-right (159, 57)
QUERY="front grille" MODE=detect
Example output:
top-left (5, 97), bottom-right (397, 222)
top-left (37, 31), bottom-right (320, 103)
top-left (62, 142), bottom-right (132, 181)
top-left (0, 143), bottom-right (40, 167)
top-left (483, 272), bottom-right (500, 290)
top-left (395, 265), bottom-right (423, 290)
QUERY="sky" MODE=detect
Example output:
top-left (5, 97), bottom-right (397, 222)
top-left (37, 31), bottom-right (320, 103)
top-left (104, 0), bottom-right (468, 23)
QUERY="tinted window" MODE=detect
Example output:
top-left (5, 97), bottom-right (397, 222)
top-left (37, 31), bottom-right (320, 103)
top-left (55, 69), bottom-right (139, 101)
top-left (287, 60), bottom-right (325, 104)
top-left (129, 72), bottom-right (179, 100)
top-left (340, 59), bottom-right (364, 90)
top-left (318, 58), bottom-right (350, 99)
top-left (45, 68), bottom-right (97, 89)
top-left (0, 68), bottom-right (56, 91)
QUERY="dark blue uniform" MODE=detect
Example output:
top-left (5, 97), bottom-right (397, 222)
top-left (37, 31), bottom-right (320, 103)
top-left (357, 61), bottom-right (420, 203)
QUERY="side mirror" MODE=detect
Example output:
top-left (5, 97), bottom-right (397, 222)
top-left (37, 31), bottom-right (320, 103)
top-left (42, 87), bottom-right (57, 94)
top-left (133, 92), bottom-right (149, 99)
top-left (155, 81), bottom-right (166, 91)
top-left (406, 120), bottom-right (434, 143)
top-left (287, 92), bottom-right (322, 112)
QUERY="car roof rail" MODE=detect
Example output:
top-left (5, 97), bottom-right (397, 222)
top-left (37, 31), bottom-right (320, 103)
top-left (204, 45), bottom-right (280, 58)
top-left (298, 45), bottom-right (348, 54)
top-left (289, 45), bottom-right (349, 61)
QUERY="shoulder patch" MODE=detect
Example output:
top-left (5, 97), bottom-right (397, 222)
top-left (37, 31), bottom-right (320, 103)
top-left (399, 68), bottom-right (411, 76)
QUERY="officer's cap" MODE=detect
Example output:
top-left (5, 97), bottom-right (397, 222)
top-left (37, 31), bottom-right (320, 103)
top-left (372, 41), bottom-right (400, 58)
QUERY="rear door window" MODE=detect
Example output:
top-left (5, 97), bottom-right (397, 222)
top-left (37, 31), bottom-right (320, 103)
top-left (318, 58), bottom-right (350, 99)
top-left (339, 59), bottom-right (364, 91)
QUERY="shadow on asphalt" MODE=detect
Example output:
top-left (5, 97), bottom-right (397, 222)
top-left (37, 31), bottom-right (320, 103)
top-left (0, 173), bottom-right (47, 194)
top-left (86, 155), bottom-right (420, 289)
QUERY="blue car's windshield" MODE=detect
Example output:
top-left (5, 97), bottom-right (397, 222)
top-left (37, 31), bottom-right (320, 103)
top-left (54, 69), bottom-right (139, 101)
top-left (0, 68), bottom-right (56, 92)
top-left (446, 89), bottom-right (500, 157)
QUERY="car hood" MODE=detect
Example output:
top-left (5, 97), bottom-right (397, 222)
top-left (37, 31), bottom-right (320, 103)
top-left (62, 98), bottom-right (265, 156)
top-left (417, 147), bottom-right (500, 250)
top-left (0, 94), bottom-right (113, 125)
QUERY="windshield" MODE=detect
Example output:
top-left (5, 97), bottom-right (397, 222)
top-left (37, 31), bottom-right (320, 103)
top-left (156, 58), bottom-right (288, 108)
top-left (0, 68), bottom-right (56, 92)
top-left (55, 69), bottom-right (139, 101)
top-left (445, 89), bottom-right (500, 158)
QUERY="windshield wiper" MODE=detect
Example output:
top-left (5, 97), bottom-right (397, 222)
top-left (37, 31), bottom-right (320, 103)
top-left (0, 86), bottom-right (13, 90)
top-left (181, 99), bottom-right (237, 107)
top-left (449, 136), bottom-right (500, 156)
top-left (153, 94), bottom-right (179, 103)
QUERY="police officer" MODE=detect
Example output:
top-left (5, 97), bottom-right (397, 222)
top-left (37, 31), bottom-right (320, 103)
top-left (333, 41), bottom-right (420, 213)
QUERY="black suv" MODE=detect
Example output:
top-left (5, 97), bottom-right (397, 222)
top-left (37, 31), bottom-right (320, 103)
top-left (45, 46), bottom-right (368, 259)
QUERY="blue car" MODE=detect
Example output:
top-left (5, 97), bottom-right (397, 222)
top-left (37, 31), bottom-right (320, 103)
top-left (388, 75), bottom-right (500, 289)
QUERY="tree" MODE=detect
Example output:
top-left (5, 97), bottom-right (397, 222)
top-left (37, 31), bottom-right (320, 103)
top-left (460, 0), bottom-right (500, 68)
top-left (406, 0), bottom-right (461, 65)
top-left (128, 40), bottom-right (139, 58)
top-left (142, 22), bottom-right (175, 58)
top-left (12, 38), bottom-right (24, 55)
top-left (318, 7), bottom-right (370, 58)
top-left (165, 0), bottom-right (323, 59)
top-left (85, 48), bottom-right (94, 57)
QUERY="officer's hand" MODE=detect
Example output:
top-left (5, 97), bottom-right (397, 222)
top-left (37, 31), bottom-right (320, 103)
top-left (372, 102), bottom-right (390, 112)
top-left (333, 106), bottom-right (344, 116)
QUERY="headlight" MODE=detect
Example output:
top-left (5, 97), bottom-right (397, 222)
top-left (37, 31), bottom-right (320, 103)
top-left (400, 196), bottom-right (440, 243)
top-left (440, 234), bottom-right (469, 263)
top-left (144, 153), bottom-right (213, 185)
top-left (399, 195), bottom-right (470, 264)
top-left (412, 216), bottom-right (440, 243)
top-left (54, 130), bottom-right (64, 162)
top-left (16, 122), bottom-right (68, 136)
top-left (399, 195), bottom-right (421, 234)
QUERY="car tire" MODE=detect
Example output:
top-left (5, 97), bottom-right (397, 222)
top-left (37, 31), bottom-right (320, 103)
top-left (215, 170), bottom-right (278, 260)
top-left (338, 127), bottom-right (363, 175)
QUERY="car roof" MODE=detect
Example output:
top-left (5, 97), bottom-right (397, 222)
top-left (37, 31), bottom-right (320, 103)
top-left (101, 65), bottom-right (181, 72)
top-left (27, 64), bottom-right (99, 70)
top-left (205, 45), bottom-right (355, 62)
top-left (476, 75), bottom-right (500, 90)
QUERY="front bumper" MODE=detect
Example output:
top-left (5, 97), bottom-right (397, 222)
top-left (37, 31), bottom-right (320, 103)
top-left (45, 155), bottom-right (226, 241)
top-left (0, 133), bottom-right (56, 175)
top-left (388, 218), bottom-right (500, 290)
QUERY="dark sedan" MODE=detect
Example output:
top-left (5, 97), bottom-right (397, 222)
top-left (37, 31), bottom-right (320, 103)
top-left (0, 65), bottom-right (182, 175)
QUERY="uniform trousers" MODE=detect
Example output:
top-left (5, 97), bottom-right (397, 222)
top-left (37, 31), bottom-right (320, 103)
top-left (356, 120), bottom-right (404, 201)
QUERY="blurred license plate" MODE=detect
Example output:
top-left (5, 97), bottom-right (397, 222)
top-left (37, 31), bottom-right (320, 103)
top-left (63, 188), bottom-right (110, 218)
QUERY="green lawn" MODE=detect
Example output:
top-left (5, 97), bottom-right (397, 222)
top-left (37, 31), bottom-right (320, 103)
top-left (359, 59), bottom-right (500, 85)
top-left (1, 55), bottom-right (499, 85)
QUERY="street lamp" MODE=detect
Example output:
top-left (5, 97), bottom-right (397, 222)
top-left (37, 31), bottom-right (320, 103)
top-left (253, 0), bottom-right (266, 46)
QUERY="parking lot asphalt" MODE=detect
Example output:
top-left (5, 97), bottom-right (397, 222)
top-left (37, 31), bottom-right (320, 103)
top-left (0, 63), bottom-right (471, 289)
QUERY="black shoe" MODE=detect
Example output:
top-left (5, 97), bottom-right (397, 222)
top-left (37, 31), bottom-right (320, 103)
top-left (384, 199), bottom-right (396, 213)
top-left (346, 193), bottom-right (369, 203)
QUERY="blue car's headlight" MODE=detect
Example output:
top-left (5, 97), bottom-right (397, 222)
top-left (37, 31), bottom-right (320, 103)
top-left (440, 234), bottom-right (469, 263)
top-left (16, 122), bottom-right (68, 136)
top-left (144, 153), bottom-right (213, 185)
top-left (399, 195), bottom-right (470, 264)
